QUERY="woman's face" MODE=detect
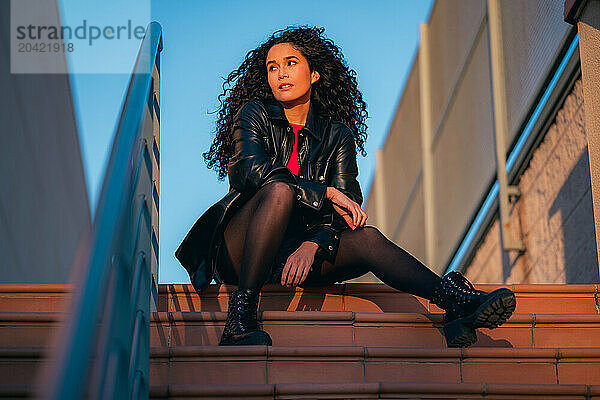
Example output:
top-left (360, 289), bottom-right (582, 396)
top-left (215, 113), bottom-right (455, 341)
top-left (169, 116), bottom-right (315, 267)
top-left (266, 42), bottom-right (320, 105)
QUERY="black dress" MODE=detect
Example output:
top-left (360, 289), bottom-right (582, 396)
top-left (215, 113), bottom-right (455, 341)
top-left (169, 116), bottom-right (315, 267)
top-left (213, 195), bottom-right (331, 288)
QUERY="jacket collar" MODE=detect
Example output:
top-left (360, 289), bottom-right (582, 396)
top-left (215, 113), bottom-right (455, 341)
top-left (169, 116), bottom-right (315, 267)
top-left (265, 99), bottom-right (324, 142)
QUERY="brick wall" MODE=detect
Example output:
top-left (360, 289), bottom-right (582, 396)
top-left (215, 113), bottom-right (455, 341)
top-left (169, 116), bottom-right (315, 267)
top-left (464, 78), bottom-right (600, 284)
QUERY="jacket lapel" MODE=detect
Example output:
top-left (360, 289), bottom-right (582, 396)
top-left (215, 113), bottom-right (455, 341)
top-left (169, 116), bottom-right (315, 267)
top-left (264, 99), bottom-right (331, 174)
top-left (264, 99), bottom-right (324, 142)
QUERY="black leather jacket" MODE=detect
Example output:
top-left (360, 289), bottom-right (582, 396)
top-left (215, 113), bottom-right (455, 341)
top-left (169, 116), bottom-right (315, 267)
top-left (175, 98), bottom-right (363, 291)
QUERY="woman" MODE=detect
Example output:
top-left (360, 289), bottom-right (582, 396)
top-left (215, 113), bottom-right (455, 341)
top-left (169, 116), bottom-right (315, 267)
top-left (175, 26), bottom-right (516, 348)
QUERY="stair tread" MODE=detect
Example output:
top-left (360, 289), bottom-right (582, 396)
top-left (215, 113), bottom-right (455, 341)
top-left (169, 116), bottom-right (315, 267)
top-left (161, 283), bottom-right (600, 295)
top-left (1, 283), bottom-right (596, 296)
top-left (4, 346), bottom-right (600, 391)
top-left (4, 311), bottom-right (598, 350)
top-left (148, 345), bottom-right (600, 359)
top-left (151, 310), bottom-right (600, 323)
top-left (0, 312), bottom-right (63, 322)
top-left (2, 284), bottom-right (598, 316)
top-left (0, 284), bottom-right (72, 293)
top-left (6, 345), bottom-right (600, 358)
top-left (3, 282), bottom-right (596, 297)
top-left (5, 382), bottom-right (600, 399)
top-left (149, 382), bottom-right (600, 397)
top-left (3, 310), bottom-right (600, 324)
top-left (161, 283), bottom-right (600, 314)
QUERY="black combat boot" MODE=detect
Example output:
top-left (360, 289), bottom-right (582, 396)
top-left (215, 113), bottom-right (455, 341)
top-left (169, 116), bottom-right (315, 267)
top-left (430, 271), bottom-right (516, 348)
top-left (219, 287), bottom-right (272, 346)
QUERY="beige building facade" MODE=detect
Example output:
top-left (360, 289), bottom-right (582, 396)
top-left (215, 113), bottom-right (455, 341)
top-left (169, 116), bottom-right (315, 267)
top-left (361, 0), bottom-right (600, 284)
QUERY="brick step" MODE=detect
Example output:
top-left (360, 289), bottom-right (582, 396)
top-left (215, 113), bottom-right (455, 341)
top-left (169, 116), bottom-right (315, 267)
top-left (0, 347), bottom-right (45, 387)
top-left (2, 311), bottom-right (600, 349)
top-left (3, 346), bottom-right (600, 389)
top-left (148, 382), bottom-right (600, 399)
top-left (0, 313), bottom-right (62, 347)
top-left (3, 382), bottom-right (598, 400)
top-left (149, 346), bottom-right (600, 387)
top-left (0, 385), bottom-right (29, 398)
top-left (161, 283), bottom-right (600, 315)
top-left (0, 285), bottom-right (72, 313)
top-left (151, 311), bottom-right (600, 348)
top-left (2, 283), bottom-right (598, 315)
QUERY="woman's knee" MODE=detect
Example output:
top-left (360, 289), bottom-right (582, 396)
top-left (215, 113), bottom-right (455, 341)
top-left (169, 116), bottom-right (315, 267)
top-left (256, 181), bottom-right (296, 209)
top-left (354, 225), bottom-right (384, 242)
top-left (334, 225), bottom-right (382, 264)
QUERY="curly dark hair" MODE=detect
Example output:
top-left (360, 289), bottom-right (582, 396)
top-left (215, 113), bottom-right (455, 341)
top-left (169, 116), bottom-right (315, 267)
top-left (203, 25), bottom-right (369, 181)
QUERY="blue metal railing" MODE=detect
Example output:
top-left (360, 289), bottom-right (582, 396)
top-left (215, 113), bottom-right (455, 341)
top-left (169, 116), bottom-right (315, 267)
top-left (39, 21), bottom-right (162, 399)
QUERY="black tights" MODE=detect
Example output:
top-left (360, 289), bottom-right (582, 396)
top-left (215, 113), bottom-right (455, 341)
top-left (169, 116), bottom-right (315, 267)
top-left (219, 181), bottom-right (442, 300)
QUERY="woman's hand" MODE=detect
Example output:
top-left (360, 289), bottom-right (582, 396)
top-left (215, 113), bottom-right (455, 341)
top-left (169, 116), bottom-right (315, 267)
top-left (281, 241), bottom-right (319, 287)
top-left (326, 187), bottom-right (368, 230)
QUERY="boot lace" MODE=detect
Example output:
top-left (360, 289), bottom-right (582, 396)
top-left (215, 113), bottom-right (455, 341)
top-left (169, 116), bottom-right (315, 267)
top-left (444, 271), bottom-right (483, 307)
top-left (224, 288), bottom-right (260, 335)
top-left (430, 271), bottom-right (484, 316)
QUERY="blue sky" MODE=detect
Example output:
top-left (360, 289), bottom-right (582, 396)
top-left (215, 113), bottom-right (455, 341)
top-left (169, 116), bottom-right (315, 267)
top-left (58, 0), bottom-right (433, 283)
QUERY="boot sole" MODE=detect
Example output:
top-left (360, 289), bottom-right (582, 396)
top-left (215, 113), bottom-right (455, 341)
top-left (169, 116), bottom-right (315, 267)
top-left (471, 288), bottom-right (516, 329)
top-left (443, 288), bottom-right (516, 347)
top-left (450, 288), bottom-right (516, 330)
